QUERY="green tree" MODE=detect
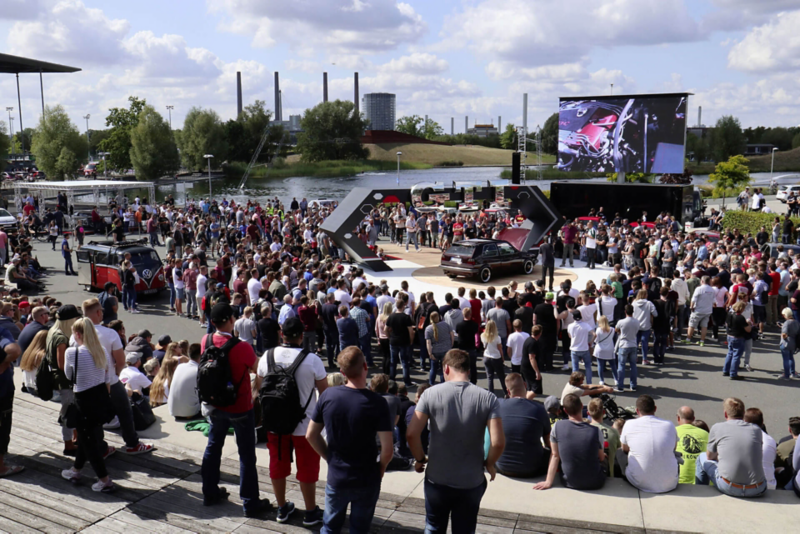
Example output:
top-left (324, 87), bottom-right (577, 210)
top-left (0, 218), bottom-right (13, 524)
top-left (87, 128), bottom-right (110, 160)
top-left (0, 121), bottom-right (9, 160)
top-left (223, 100), bottom-right (288, 163)
top-left (130, 105), bottom-right (179, 181)
top-left (30, 105), bottom-right (88, 179)
top-left (686, 133), bottom-right (710, 162)
top-left (761, 127), bottom-right (793, 151)
top-left (101, 96), bottom-right (147, 171)
top-left (422, 119), bottom-right (444, 140)
top-left (297, 100), bottom-right (369, 162)
top-left (541, 113), bottom-right (559, 154)
top-left (793, 132), bottom-right (800, 150)
top-left (395, 115), bottom-right (424, 137)
top-left (709, 154), bottom-right (750, 205)
top-left (177, 107), bottom-right (227, 171)
top-left (500, 123), bottom-right (517, 149)
top-left (709, 115), bottom-right (746, 163)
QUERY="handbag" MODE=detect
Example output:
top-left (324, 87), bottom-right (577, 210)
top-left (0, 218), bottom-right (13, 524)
top-left (64, 348), bottom-right (113, 428)
top-left (35, 353), bottom-right (55, 401)
top-left (130, 392), bottom-right (156, 430)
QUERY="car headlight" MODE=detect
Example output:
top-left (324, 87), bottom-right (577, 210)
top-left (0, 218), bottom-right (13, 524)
top-left (158, 274), bottom-right (164, 281)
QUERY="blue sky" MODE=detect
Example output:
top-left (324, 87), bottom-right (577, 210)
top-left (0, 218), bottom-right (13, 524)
top-left (1, 0), bottom-right (799, 134)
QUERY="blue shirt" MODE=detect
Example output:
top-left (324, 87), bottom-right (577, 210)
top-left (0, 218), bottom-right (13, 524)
top-left (62, 238), bottom-right (70, 258)
top-left (337, 317), bottom-right (359, 349)
top-left (278, 304), bottom-right (296, 325)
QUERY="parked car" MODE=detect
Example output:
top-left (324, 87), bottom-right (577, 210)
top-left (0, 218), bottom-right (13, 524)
top-left (0, 172), bottom-right (12, 181)
top-left (776, 185), bottom-right (800, 203)
top-left (84, 162), bottom-right (98, 178)
top-left (441, 238), bottom-right (536, 283)
top-left (0, 208), bottom-right (17, 228)
top-left (76, 239), bottom-right (167, 295)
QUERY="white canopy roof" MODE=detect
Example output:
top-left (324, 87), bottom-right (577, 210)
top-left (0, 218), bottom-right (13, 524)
top-left (20, 180), bottom-right (150, 190)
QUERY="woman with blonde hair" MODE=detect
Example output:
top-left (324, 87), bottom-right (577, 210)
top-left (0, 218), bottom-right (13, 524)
top-left (46, 305), bottom-right (82, 456)
top-left (149, 354), bottom-right (180, 407)
top-left (424, 311), bottom-right (453, 385)
top-left (481, 319), bottom-right (506, 396)
top-left (594, 315), bottom-right (617, 386)
top-left (61, 318), bottom-right (116, 492)
top-left (20, 330), bottom-right (48, 394)
top-left (376, 301), bottom-right (394, 374)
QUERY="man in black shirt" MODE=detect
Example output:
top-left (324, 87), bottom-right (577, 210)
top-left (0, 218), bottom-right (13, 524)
top-left (756, 226), bottom-right (769, 247)
top-left (521, 326), bottom-right (544, 394)
top-left (533, 294), bottom-right (558, 371)
top-left (320, 293), bottom-right (340, 367)
top-left (456, 308), bottom-right (480, 384)
top-left (723, 301), bottom-right (750, 380)
top-left (514, 296), bottom-right (534, 335)
top-left (539, 239), bottom-right (555, 291)
top-left (783, 214), bottom-right (794, 244)
top-left (257, 302), bottom-right (281, 351)
top-left (386, 301), bottom-right (414, 387)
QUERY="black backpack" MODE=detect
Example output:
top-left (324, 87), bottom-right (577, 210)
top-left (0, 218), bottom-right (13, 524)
top-left (259, 348), bottom-right (312, 436)
top-left (35, 353), bottom-right (55, 401)
top-left (197, 334), bottom-right (245, 407)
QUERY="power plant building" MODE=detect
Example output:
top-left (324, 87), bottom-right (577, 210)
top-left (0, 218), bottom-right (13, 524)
top-left (362, 93), bottom-right (396, 131)
top-left (467, 124), bottom-right (499, 138)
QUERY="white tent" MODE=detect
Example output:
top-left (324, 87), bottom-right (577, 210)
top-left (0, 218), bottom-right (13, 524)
top-left (13, 180), bottom-right (155, 213)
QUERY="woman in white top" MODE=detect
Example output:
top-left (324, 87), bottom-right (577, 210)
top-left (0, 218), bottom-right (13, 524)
top-left (48, 220), bottom-right (59, 250)
top-left (594, 316), bottom-right (617, 386)
top-left (19, 330), bottom-right (47, 393)
top-left (481, 320), bottom-right (506, 396)
top-left (61, 318), bottom-right (116, 493)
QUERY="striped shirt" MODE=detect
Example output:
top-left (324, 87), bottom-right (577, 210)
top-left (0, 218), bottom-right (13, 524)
top-left (65, 346), bottom-right (115, 393)
top-left (350, 306), bottom-right (369, 338)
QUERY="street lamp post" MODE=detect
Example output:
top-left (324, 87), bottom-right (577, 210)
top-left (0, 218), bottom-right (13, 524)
top-left (204, 154), bottom-right (214, 198)
top-left (98, 151), bottom-right (110, 178)
top-left (771, 147), bottom-right (778, 181)
top-left (83, 114), bottom-right (91, 161)
top-left (396, 151), bottom-right (402, 186)
top-left (5, 107), bottom-right (12, 154)
top-left (610, 83), bottom-right (614, 95)
top-left (166, 105), bottom-right (174, 130)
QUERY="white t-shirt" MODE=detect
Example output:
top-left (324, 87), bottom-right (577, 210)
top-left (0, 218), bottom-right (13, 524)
top-left (196, 273), bottom-right (208, 299)
top-left (334, 289), bottom-right (352, 307)
top-left (593, 327), bottom-right (615, 360)
top-left (257, 347), bottom-right (327, 436)
top-left (598, 296), bottom-right (617, 320)
top-left (71, 324), bottom-right (123, 384)
top-left (578, 303), bottom-right (597, 330)
top-left (247, 278), bottom-right (262, 305)
top-left (169, 360), bottom-right (201, 418)
top-left (119, 366), bottom-right (152, 392)
top-left (620, 415), bottom-right (679, 493)
top-left (761, 430), bottom-right (777, 490)
top-left (506, 331), bottom-right (530, 365)
top-left (567, 321), bottom-right (593, 352)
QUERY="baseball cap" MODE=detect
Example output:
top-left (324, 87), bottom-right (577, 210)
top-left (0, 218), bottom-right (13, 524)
top-left (216, 282), bottom-right (225, 288)
top-left (545, 292), bottom-right (555, 301)
top-left (543, 396), bottom-right (560, 412)
top-left (138, 329), bottom-right (152, 339)
top-left (524, 281), bottom-right (534, 290)
top-left (281, 317), bottom-right (304, 338)
top-left (157, 335), bottom-right (172, 346)
top-left (210, 302), bottom-right (234, 325)
top-left (125, 352), bottom-right (143, 365)
top-left (56, 304), bottom-right (81, 321)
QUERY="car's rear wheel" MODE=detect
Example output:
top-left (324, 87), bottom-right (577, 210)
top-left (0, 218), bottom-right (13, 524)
top-left (523, 260), bottom-right (534, 274)
top-left (479, 266), bottom-right (492, 283)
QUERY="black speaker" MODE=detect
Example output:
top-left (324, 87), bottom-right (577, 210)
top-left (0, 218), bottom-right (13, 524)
top-left (511, 152), bottom-right (521, 185)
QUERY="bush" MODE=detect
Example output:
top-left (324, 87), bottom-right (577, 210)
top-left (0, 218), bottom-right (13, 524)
top-left (437, 160), bottom-right (463, 167)
top-left (721, 210), bottom-right (794, 238)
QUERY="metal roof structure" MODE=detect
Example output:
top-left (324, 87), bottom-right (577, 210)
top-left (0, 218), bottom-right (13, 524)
top-left (0, 53), bottom-right (81, 74)
top-left (13, 180), bottom-right (154, 214)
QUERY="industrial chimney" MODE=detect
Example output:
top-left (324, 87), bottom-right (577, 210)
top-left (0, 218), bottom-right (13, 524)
top-left (451, 117), bottom-right (454, 135)
top-left (465, 116), bottom-right (468, 133)
top-left (323, 72), bottom-right (328, 103)
top-left (354, 72), bottom-right (359, 115)
top-left (698, 106), bottom-right (702, 127)
top-left (236, 72), bottom-right (243, 118)
top-left (274, 72), bottom-right (281, 121)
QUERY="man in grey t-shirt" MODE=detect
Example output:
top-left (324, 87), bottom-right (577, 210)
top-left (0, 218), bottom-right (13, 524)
top-left (487, 297), bottom-right (512, 344)
top-left (407, 349), bottom-right (504, 533)
top-left (615, 305), bottom-right (640, 392)
top-left (695, 397), bottom-right (766, 497)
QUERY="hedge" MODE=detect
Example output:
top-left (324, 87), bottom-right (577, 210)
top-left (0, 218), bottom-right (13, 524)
top-left (720, 210), bottom-right (797, 239)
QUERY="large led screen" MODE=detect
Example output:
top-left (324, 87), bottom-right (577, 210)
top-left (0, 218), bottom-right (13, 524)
top-left (557, 93), bottom-right (688, 174)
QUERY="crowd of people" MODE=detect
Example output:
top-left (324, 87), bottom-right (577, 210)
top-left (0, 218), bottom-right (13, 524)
top-left (1, 190), bottom-right (799, 533)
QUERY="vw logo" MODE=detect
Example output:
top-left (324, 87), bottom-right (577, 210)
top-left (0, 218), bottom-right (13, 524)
top-left (142, 269), bottom-right (152, 279)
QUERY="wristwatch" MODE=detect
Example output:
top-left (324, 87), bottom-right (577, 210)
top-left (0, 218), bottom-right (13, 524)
top-left (415, 455), bottom-right (427, 464)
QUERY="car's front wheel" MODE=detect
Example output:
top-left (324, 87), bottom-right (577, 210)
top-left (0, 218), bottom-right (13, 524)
top-left (479, 266), bottom-right (492, 283)
top-left (523, 259), bottom-right (534, 274)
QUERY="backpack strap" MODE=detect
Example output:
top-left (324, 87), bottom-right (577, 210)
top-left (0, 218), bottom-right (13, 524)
top-left (266, 348), bottom-right (276, 372)
top-left (284, 349), bottom-right (314, 411)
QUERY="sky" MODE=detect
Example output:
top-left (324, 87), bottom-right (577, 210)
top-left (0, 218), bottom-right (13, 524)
top-left (1, 0), bottom-right (799, 135)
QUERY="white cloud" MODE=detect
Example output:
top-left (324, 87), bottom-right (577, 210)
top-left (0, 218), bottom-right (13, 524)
top-left (284, 59), bottom-right (322, 73)
top-left (209, 0), bottom-right (426, 53)
top-left (379, 53), bottom-right (448, 75)
top-left (702, 0), bottom-right (800, 31)
top-left (0, 0), bottom-right (46, 21)
top-left (440, 0), bottom-right (703, 68)
top-left (728, 11), bottom-right (800, 72)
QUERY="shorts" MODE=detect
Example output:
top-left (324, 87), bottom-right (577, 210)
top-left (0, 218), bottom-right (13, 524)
top-left (176, 287), bottom-right (185, 300)
top-left (267, 433), bottom-right (320, 483)
top-left (753, 305), bottom-right (766, 324)
top-left (688, 312), bottom-right (710, 329)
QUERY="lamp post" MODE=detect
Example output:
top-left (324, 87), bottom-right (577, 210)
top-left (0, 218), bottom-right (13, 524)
top-left (771, 147), bottom-right (778, 181)
top-left (5, 107), bottom-right (12, 154)
top-left (83, 114), bottom-right (91, 161)
top-left (610, 83), bottom-right (614, 95)
top-left (396, 151), bottom-right (402, 186)
top-left (204, 154), bottom-right (214, 198)
top-left (98, 151), bottom-right (110, 178)
top-left (166, 105), bottom-right (173, 130)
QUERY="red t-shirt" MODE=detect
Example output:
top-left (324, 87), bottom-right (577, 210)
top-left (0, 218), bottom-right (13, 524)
top-left (469, 298), bottom-right (482, 325)
top-left (200, 331), bottom-right (256, 413)
top-left (453, 222), bottom-right (464, 236)
top-left (769, 272), bottom-right (781, 296)
top-left (23, 204), bottom-right (35, 216)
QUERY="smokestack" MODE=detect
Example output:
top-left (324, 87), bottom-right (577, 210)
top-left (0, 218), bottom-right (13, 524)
top-left (523, 93), bottom-right (528, 136)
top-left (354, 72), bottom-right (359, 115)
top-left (279, 90), bottom-right (283, 121)
top-left (425, 115), bottom-right (428, 131)
top-left (498, 116), bottom-right (501, 132)
top-left (451, 117), bottom-right (454, 135)
top-left (274, 72), bottom-right (281, 121)
top-left (698, 105), bottom-right (702, 127)
top-left (465, 116), bottom-right (468, 133)
top-left (236, 72), bottom-right (243, 118)
top-left (323, 72), bottom-right (328, 103)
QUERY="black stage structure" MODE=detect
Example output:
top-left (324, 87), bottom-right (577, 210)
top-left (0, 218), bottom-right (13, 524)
top-left (321, 183), bottom-right (563, 272)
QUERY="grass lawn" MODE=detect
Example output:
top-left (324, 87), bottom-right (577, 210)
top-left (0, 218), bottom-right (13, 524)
top-left (363, 142), bottom-right (556, 167)
top-left (224, 159), bottom-right (431, 179)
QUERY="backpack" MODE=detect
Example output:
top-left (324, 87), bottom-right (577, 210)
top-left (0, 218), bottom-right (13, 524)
top-left (259, 348), bottom-right (312, 436)
top-left (196, 334), bottom-right (245, 407)
top-left (35, 353), bottom-right (55, 401)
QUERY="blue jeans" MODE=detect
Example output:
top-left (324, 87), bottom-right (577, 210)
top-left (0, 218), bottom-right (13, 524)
top-left (429, 354), bottom-right (445, 385)
top-left (201, 409), bottom-right (261, 513)
top-left (124, 285), bottom-right (138, 310)
top-left (417, 330), bottom-right (429, 369)
top-left (390, 344), bottom-right (412, 386)
top-left (695, 452), bottom-right (766, 498)
top-left (597, 357), bottom-right (618, 384)
top-left (406, 231), bottom-right (419, 251)
top-left (424, 477), bottom-right (487, 533)
top-left (780, 346), bottom-right (796, 378)
top-left (322, 482), bottom-right (381, 534)
top-left (637, 329), bottom-right (651, 361)
top-left (168, 282), bottom-right (176, 309)
top-left (571, 350), bottom-right (592, 384)
top-left (149, 231), bottom-right (160, 246)
top-left (616, 347), bottom-right (638, 389)
top-left (64, 255), bottom-right (75, 275)
top-left (325, 331), bottom-right (339, 367)
top-left (359, 333), bottom-right (373, 365)
top-left (723, 336), bottom-right (744, 377)
top-left (652, 333), bottom-right (668, 363)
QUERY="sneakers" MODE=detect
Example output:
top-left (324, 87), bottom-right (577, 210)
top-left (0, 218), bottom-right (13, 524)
top-left (642, 360), bottom-right (649, 366)
top-left (103, 416), bottom-right (120, 430)
top-left (697, 341), bottom-right (705, 347)
top-left (745, 365), bottom-right (753, 372)
top-left (629, 385), bottom-right (637, 392)
top-left (613, 387), bottom-right (624, 393)
top-left (123, 442), bottom-right (155, 455)
top-left (598, 381), bottom-right (605, 386)
top-left (561, 364), bottom-right (571, 371)
top-left (204, 487), bottom-right (229, 507)
top-left (780, 375), bottom-right (791, 380)
top-left (102, 446), bottom-right (116, 460)
top-left (91, 479), bottom-right (114, 493)
top-left (244, 499), bottom-right (274, 518)
top-left (61, 468), bottom-right (81, 483)
top-left (303, 506), bottom-right (324, 527)
top-left (277, 501), bottom-right (296, 523)
top-left (731, 375), bottom-right (745, 381)
top-left (792, 373), bottom-right (800, 379)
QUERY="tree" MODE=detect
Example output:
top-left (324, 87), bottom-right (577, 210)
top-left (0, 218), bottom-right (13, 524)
top-left (761, 127), bottom-right (793, 152)
top-left (686, 132), bottom-right (710, 162)
top-left (793, 132), bottom-right (800, 150)
top-left (176, 107), bottom-right (227, 171)
top-left (709, 154), bottom-right (750, 205)
top-left (395, 115), bottom-right (424, 137)
top-left (0, 121), bottom-right (9, 161)
top-left (101, 96), bottom-right (147, 171)
top-left (297, 100), bottom-right (369, 162)
top-left (500, 123), bottom-right (517, 149)
top-left (223, 100), bottom-right (288, 163)
top-left (130, 105), bottom-right (179, 181)
top-left (541, 113), bottom-right (559, 154)
top-left (422, 119), bottom-right (444, 140)
top-left (87, 129), bottom-right (110, 159)
top-left (709, 115), bottom-right (746, 163)
top-left (30, 105), bottom-right (88, 179)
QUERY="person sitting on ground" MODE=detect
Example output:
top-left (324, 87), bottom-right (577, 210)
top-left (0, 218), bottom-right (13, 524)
top-left (775, 417), bottom-right (800, 490)
top-left (587, 398), bottom-right (621, 478)
top-left (560, 371), bottom-right (612, 404)
top-left (149, 353), bottom-right (179, 407)
top-left (152, 335), bottom-right (171, 364)
top-left (617, 395), bottom-right (679, 493)
top-left (675, 406), bottom-right (708, 485)
top-left (533, 393), bottom-right (605, 491)
top-left (696, 397), bottom-right (767, 497)
top-left (168, 343), bottom-right (203, 419)
top-left (495, 373), bottom-right (551, 478)
top-left (119, 352), bottom-right (152, 396)
top-left (744, 407), bottom-right (778, 490)
top-left (143, 358), bottom-right (160, 382)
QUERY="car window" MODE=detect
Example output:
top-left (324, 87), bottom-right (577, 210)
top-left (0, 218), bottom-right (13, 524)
top-left (76, 250), bottom-right (91, 263)
top-left (498, 243), bottom-right (516, 256)
top-left (130, 251), bottom-right (160, 263)
top-left (482, 244), bottom-right (498, 258)
top-left (94, 252), bottom-right (109, 265)
top-left (0, 209), bottom-right (10, 218)
top-left (446, 245), bottom-right (477, 256)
